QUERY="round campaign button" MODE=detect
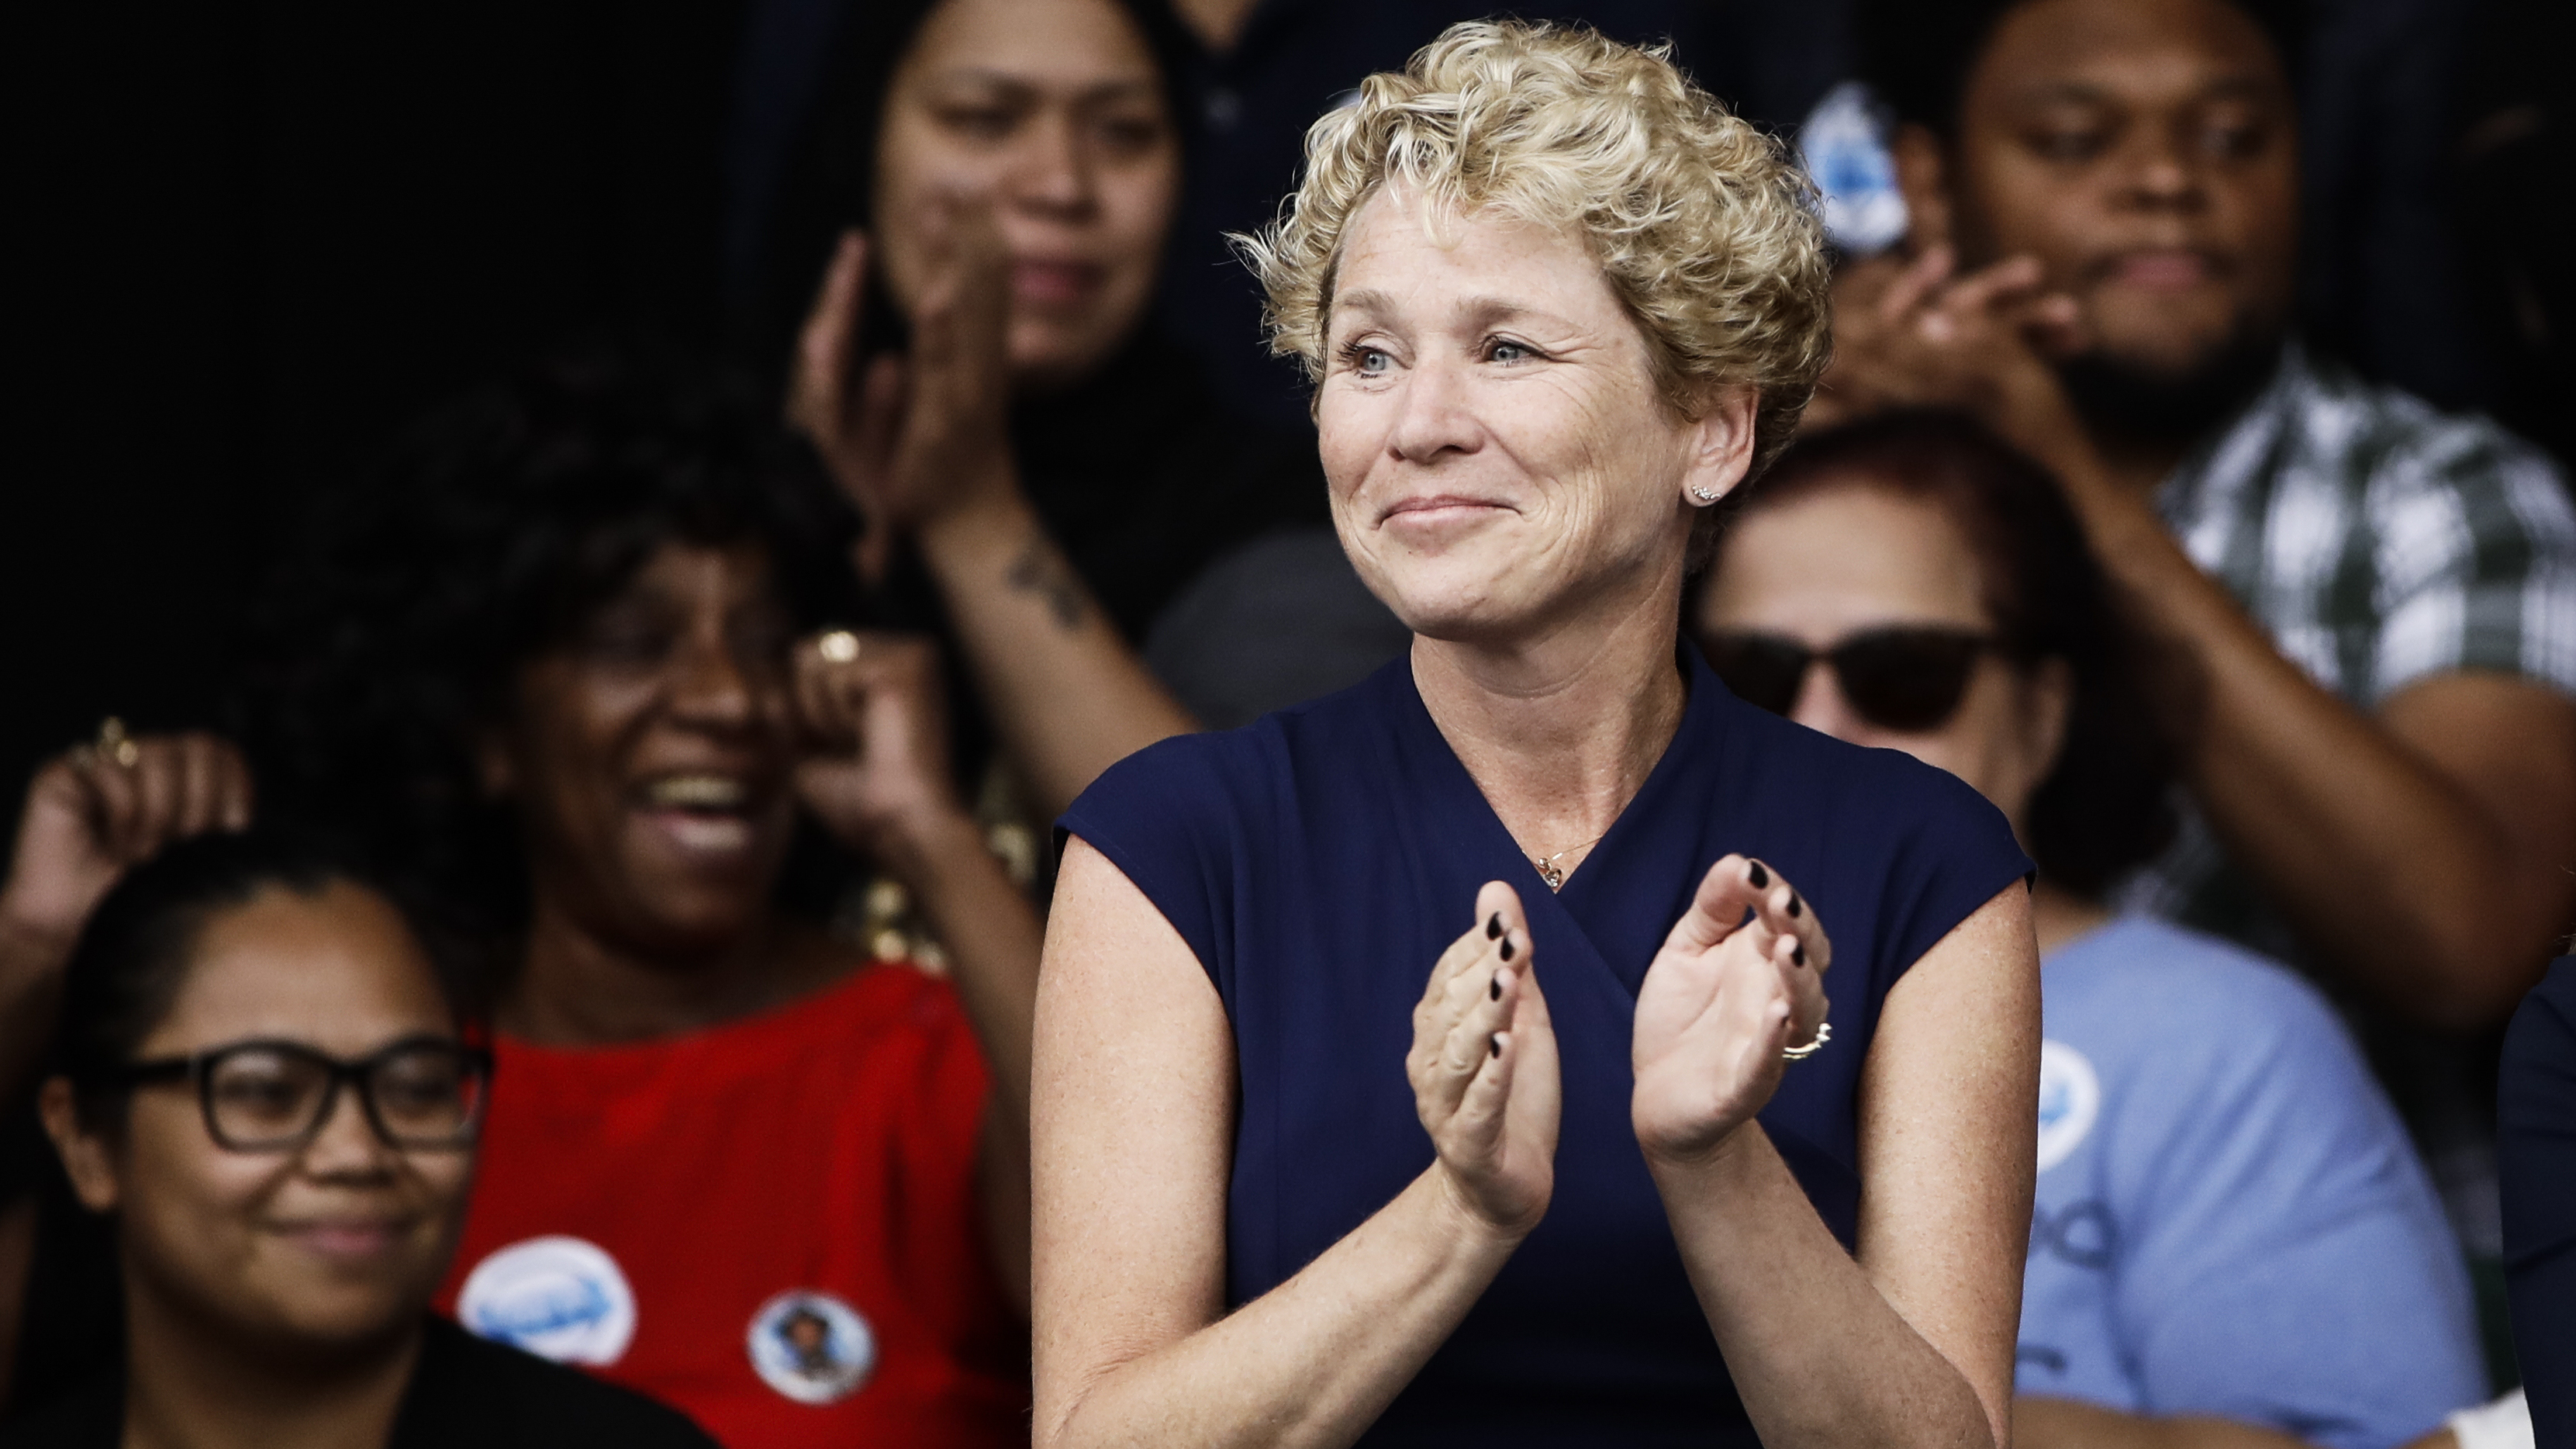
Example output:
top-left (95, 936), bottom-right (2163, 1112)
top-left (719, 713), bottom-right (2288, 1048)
top-left (2035, 1039), bottom-right (2103, 1173)
top-left (457, 1235), bottom-right (638, 1366)
top-left (747, 1289), bottom-right (877, 1405)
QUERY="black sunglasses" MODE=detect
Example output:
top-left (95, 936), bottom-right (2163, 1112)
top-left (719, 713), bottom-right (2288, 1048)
top-left (1701, 626), bottom-right (1994, 732)
top-left (112, 1035), bottom-right (493, 1153)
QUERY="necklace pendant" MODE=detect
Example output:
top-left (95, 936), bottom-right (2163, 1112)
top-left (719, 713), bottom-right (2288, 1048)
top-left (1536, 860), bottom-right (1564, 890)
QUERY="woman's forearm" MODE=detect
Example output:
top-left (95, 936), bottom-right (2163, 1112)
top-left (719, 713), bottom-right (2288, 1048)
top-left (1042, 1167), bottom-right (1518, 1449)
top-left (886, 810), bottom-right (1042, 1122)
top-left (913, 485), bottom-right (1199, 821)
top-left (880, 810), bottom-right (1044, 1307)
top-left (1651, 1124), bottom-right (1998, 1449)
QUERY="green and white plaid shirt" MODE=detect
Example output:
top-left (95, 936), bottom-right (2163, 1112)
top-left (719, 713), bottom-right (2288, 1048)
top-left (2118, 342), bottom-right (2576, 957)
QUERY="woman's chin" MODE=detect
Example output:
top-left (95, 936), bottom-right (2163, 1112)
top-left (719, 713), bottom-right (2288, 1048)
top-left (1378, 588), bottom-right (1542, 646)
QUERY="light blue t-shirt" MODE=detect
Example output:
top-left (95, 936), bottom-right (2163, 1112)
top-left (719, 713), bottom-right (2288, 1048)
top-left (2021, 916), bottom-right (2483, 1447)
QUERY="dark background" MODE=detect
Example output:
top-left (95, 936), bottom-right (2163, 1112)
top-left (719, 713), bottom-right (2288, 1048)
top-left (4, 0), bottom-right (743, 798)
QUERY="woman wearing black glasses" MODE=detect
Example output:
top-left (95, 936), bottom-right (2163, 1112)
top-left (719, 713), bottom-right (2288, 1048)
top-left (1694, 411), bottom-right (2486, 1449)
top-left (18, 832), bottom-right (715, 1447)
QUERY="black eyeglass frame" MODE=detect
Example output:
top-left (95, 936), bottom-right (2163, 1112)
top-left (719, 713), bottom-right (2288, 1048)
top-left (108, 1034), bottom-right (494, 1153)
top-left (1701, 624), bottom-right (2004, 732)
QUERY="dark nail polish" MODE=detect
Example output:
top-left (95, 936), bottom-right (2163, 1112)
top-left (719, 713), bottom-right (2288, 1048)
top-left (1500, 936), bottom-right (1516, 961)
top-left (1490, 1037), bottom-right (1502, 1058)
top-left (1490, 976), bottom-right (1501, 1001)
top-left (1487, 912), bottom-right (1503, 939)
top-left (1794, 944), bottom-right (1807, 967)
top-left (1788, 894), bottom-right (1803, 919)
top-left (1749, 861), bottom-right (1769, 888)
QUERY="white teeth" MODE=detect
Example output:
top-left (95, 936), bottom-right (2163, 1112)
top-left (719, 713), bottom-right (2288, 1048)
top-left (661, 815), bottom-right (754, 853)
top-left (644, 776), bottom-right (747, 809)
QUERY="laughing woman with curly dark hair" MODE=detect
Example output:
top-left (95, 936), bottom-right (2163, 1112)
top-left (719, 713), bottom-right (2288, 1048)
top-left (238, 348), bottom-right (1037, 1448)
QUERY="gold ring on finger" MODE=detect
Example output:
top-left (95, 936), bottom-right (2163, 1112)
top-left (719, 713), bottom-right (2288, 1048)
top-left (1781, 1018), bottom-right (1832, 1062)
top-left (95, 717), bottom-right (140, 769)
top-left (817, 630), bottom-right (861, 664)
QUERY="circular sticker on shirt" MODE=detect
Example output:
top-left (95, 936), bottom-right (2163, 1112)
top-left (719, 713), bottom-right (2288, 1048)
top-left (747, 1290), bottom-right (877, 1405)
top-left (457, 1235), bottom-right (637, 1366)
top-left (2035, 1040), bottom-right (2102, 1173)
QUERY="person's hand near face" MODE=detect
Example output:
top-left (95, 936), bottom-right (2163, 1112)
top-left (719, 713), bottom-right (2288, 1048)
top-left (1931, 0), bottom-right (2297, 388)
top-left (1806, 247), bottom-right (2089, 450)
top-left (1821, 0), bottom-right (2296, 486)
top-left (0, 731), bottom-right (253, 1098)
top-left (792, 214), bottom-right (1017, 586)
top-left (787, 0), bottom-right (1200, 823)
top-left (2, 731), bottom-right (254, 960)
top-left (787, 0), bottom-right (1180, 583)
top-left (792, 629), bottom-right (971, 866)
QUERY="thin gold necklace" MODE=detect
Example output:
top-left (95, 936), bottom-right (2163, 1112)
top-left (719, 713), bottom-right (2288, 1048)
top-left (1531, 832), bottom-right (1607, 891)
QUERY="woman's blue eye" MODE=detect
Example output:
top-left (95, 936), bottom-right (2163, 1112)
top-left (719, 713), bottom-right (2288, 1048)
top-left (1489, 341), bottom-right (1532, 363)
top-left (1355, 348), bottom-right (1390, 374)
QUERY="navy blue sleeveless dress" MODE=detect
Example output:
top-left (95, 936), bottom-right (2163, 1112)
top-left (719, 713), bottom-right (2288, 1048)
top-left (1061, 651), bottom-right (2031, 1445)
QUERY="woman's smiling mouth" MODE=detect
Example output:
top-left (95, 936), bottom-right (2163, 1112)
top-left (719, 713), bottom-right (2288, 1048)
top-left (1380, 494), bottom-right (1515, 528)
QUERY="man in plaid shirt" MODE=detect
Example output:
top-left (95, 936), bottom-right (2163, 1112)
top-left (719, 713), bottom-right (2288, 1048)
top-left (1818, 0), bottom-right (2576, 1037)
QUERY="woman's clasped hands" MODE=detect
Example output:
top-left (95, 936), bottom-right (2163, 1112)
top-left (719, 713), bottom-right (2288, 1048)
top-left (1411, 856), bottom-right (1832, 1236)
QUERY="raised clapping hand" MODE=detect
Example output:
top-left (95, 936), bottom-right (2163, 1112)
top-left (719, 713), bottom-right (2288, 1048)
top-left (0, 730), bottom-right (254, 963)
top-left (789, 631), bottom-right (966, 863)
top-left (787, 202), bottom-right (1017, 586)
top-left (1631, 855), bottom-right (1832, 1164)
top-left (1411, 882), bottom-right (1562, 1237)
top-left (1807, 244), bottom-right (2090, 456)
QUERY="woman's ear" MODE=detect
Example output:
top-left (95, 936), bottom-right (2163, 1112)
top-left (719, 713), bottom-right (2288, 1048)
top-left (38, 1077), bottom-right (120, 1215)
top-left (1891, 123), bottom-right (1956, 257)
top-left (1680, 386), bottom-right (1761, 509)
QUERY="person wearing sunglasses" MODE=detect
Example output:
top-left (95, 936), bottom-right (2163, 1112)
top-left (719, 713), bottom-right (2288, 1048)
top-left (14, 830), bottom-right (715, 1447)
top-left (1695, 410), bottom-right (2485, 1449)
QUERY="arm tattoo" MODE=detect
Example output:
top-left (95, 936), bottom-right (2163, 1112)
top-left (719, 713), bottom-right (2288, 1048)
top-left (1006, 532), bottom-right (1090, 631)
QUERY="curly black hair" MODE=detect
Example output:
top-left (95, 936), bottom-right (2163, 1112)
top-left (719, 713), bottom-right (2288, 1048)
top-left (1859, 0), bottom-right (2305, 142)
top-left (1732, 411), bottom-right (2187, 898)
top-left (232, 342), bottom-right (862, 953)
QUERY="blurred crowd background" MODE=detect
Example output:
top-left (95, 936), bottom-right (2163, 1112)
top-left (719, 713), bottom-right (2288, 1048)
top-left (5, 0), bottom-right (2575, 1444)
top-left (12, 0), bottom-right (2564, 797)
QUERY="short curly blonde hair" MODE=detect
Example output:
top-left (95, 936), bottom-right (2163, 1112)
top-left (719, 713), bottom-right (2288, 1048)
top-left (1239, 19), bottom-right (1832, 479)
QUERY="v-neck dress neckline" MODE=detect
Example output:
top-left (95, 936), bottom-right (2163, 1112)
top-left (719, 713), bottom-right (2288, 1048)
top-left (1382, 652), bottom-right (1721, 997)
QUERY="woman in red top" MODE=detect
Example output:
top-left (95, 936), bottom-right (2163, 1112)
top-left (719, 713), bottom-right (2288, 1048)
top-left (237, 347), bottom-right (1036, 1447)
